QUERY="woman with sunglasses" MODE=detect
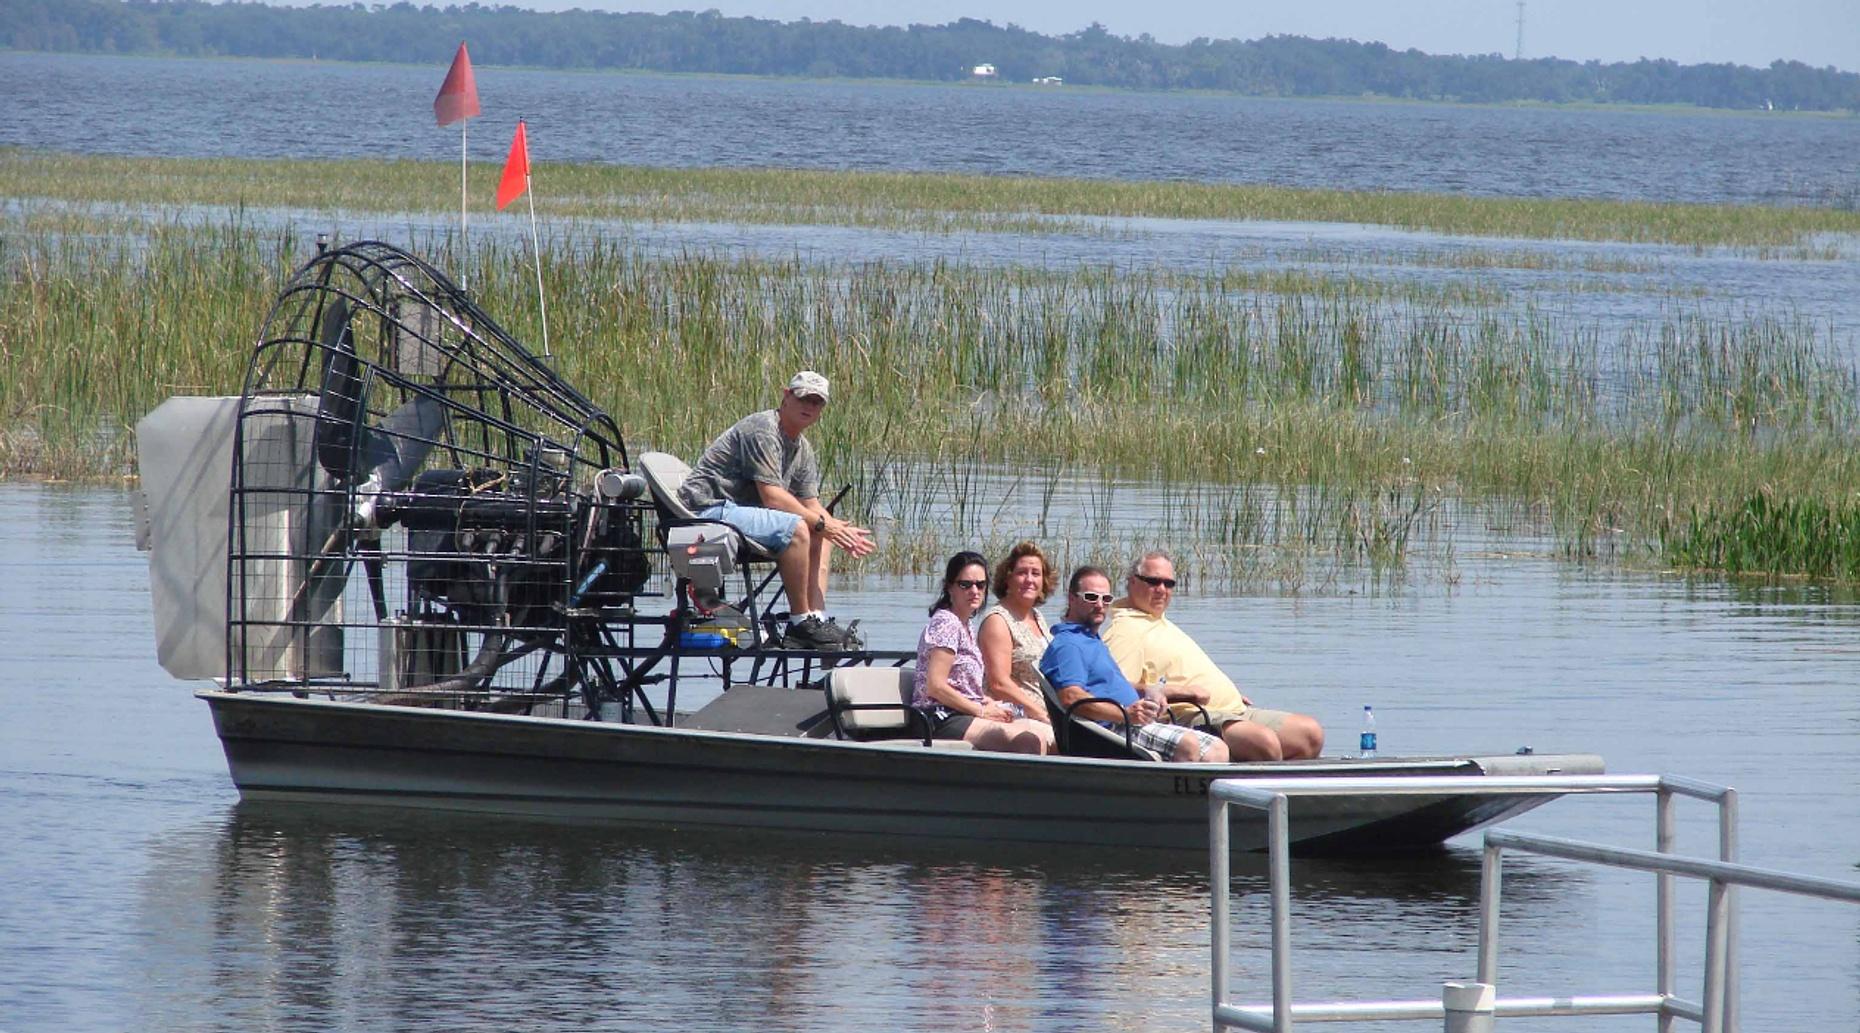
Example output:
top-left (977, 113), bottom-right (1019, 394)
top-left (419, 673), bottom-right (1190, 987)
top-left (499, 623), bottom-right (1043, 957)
top-left (911, 551), bottom-right (1056, 754)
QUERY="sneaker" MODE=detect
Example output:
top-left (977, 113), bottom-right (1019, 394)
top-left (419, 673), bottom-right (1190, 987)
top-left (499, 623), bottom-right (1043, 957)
top-left (784, 614), bottom-right (848, 650)
top-left (829, 617), bottom-right (866, 650)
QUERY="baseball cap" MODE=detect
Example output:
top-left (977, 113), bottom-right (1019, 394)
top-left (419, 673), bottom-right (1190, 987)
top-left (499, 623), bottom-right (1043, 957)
top-left (788, 370), bottom-right (830, 401)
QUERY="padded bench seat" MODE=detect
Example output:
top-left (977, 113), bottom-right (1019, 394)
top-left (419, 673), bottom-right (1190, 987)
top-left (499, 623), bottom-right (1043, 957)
top-left (825, 666), bottom-right (973, 749)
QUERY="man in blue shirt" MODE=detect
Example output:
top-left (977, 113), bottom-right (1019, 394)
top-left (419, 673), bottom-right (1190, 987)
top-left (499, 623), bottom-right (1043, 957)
top-left (1039, 566), bottom-right (1228, 763)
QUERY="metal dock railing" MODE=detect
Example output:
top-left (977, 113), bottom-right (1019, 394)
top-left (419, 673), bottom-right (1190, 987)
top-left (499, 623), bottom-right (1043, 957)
top-left (1207, 774), bottom-right (1860, 1033)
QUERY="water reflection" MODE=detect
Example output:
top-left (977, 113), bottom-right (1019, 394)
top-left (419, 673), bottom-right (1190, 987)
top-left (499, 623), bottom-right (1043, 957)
top-left (3, 479), bottom-right (1848, 1031)
top-left (128, 802), bottom-right (1593, 1032)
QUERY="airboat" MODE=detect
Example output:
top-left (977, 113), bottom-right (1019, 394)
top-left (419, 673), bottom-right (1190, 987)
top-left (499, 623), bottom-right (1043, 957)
top-left (134, 239), bottom-right (1600, 853)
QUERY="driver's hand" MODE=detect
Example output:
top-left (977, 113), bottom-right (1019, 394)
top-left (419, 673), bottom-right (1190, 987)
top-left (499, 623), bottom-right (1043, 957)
top-left (828, 518), bottom-right (876, 557)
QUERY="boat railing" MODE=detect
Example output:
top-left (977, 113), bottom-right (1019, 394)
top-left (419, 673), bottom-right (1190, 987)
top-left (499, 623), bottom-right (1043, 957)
top-left (1205, 773), bottom-right (1846, 1033)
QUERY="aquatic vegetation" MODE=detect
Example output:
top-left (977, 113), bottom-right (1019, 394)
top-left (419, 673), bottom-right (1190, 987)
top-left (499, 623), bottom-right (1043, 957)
top-left (5, 214), bottom-right (1857, 584)
top-left (6, 148), bottom-right (1860, 248)
top-left (1662, 491), bottom-right (1860, 580)
top-left (0, 216), bottom-right (296, 475)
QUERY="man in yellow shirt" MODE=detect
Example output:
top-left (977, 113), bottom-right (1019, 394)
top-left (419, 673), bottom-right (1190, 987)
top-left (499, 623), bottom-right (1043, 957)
top-left (1100, 551), bottom-right (1325, 761)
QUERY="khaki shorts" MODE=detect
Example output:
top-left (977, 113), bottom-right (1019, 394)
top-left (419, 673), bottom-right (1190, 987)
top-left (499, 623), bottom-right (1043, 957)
top-left (1191, 706), bottom-right (1293, 732)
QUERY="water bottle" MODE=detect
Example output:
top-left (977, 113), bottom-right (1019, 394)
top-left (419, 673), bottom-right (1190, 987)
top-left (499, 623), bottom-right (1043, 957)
top-left (1359, 705), bottom-right (1378, 759)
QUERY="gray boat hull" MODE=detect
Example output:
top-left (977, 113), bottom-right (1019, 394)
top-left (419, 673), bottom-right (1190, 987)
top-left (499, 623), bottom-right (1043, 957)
top-left (201, 690), bottom-right (1602, 853)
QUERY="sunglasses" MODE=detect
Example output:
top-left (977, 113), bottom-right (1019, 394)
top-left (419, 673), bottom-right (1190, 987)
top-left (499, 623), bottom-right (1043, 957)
top-left (1134, 574), bottom-right (1177, 589)
top-left (954, 579), bottom-right (989, 590)
top-left (1075, 591), bottom-right (1113, 604)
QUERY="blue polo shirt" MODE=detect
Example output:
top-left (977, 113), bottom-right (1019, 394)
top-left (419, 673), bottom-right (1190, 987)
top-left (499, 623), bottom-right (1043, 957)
top-left (1039, 621), bottom-right (1139, 708)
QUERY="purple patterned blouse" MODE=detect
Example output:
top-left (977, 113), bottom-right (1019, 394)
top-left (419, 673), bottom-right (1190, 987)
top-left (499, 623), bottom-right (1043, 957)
top-left (912, 608), bottom-right (986, 713)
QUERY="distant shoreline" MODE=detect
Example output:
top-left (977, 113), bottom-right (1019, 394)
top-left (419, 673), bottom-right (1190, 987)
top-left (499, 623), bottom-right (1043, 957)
top-left (7, 47), bottom-right (1853, 120)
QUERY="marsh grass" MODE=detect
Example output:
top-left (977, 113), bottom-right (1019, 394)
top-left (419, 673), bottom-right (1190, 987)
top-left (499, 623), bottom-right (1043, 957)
top-left (7, 148), bottom-right (1860, 248)
top-left (1662, 492), bottom-right (1860, 580)
top-left (7, 216), bottom-right (1859, 581)
top-left (0, 215), bottom-right (297, 473)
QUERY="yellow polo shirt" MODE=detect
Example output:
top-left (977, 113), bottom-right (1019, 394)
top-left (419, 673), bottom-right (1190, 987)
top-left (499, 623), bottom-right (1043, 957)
top-left (1101, 603), bottom-right (1248, 716)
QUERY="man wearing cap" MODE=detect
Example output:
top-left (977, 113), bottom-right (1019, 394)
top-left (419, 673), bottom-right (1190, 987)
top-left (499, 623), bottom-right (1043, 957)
top-left (677, 371), bottom-right (876, 649)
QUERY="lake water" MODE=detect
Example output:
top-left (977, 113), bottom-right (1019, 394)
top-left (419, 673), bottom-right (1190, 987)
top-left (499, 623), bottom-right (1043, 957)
top-left (2, 482), bottom-right (1857, 1032)
top-left (3, 48), bottom-right (1858, 1033)
top-left (2, 51), bottom-right (1857, 208)
top-left (7, 51), bottom-right (1859, 358)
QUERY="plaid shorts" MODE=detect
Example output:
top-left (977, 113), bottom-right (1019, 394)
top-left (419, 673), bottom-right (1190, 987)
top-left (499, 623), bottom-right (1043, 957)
top-left (1130, 721), bottom-right (1223, 760)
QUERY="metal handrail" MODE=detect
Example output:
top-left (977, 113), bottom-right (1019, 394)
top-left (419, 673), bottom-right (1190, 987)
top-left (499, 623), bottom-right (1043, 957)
top-left (1482, 830), bottom-right (1860, 1033)
top-left (1208, 774), bottom-right (1740, 1033)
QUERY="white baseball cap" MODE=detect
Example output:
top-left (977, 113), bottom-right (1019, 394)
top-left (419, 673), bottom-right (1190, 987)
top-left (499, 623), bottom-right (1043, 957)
top-left (788, 370), bottom-right (830, 401)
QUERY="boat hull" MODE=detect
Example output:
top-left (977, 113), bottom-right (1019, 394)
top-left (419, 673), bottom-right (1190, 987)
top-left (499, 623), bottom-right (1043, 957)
top-left (201, 690), bottom-right (1602, 853)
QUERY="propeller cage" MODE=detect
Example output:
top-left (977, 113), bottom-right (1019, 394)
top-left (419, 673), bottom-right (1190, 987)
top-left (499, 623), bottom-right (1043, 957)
top-left (224, 241), bottom-right (654, 697)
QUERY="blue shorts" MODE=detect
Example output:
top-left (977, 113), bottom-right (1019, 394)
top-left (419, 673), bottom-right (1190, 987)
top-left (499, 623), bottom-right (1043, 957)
top-left (698, 501), bottom-right (802, 553)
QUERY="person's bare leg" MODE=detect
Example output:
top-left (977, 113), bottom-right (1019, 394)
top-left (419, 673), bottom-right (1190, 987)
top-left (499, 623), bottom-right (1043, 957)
top-left (964, 721), bottom-right (1018, 752)
top-left (806, 534), bottom-right (835, 614)
top-left (776, 521), bottom-right (814, 615)
top-left (1275, 715), bottom-right (1325, 760)
top-left (1004, 719), bottom-right (1053, 755)
top-left (1222, 721), bottom-right (1284, 761)
top-left (1022, 719), bottom-right (1057, 755)
top-left (1172, 732), bottom-right (1229, 763)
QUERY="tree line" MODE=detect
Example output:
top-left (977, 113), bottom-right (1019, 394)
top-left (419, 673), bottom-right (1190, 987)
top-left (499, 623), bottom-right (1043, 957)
top-left (6, 0), bottom-right (1858, 112)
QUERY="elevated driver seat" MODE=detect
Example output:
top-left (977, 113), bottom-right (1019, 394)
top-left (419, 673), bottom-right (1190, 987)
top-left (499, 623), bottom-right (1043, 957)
top-left (637, 450), bottom-right (790, 645)
top-left (636, 451), bottom-right (776, 562)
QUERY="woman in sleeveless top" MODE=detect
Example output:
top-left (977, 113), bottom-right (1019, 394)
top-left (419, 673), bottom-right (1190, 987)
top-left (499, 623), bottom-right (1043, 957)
top-left (977, 541), bottom-right (1058, 728)
top-left (912, 551), bottom-right (1053, 754)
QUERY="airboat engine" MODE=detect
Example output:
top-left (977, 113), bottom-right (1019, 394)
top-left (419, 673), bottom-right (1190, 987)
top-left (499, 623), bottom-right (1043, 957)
top-left (135, 240), bottom-right (653, 704)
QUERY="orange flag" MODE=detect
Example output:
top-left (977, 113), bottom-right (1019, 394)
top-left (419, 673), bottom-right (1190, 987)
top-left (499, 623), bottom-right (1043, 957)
top-left (496, 120), bottom-right (530, 211)
top-left (433, 43), bottom-right (481, 126)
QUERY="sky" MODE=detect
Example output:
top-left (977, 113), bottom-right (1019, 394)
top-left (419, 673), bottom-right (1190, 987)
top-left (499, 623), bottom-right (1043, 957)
top-left (526, 0), bottom-right (1860, 72)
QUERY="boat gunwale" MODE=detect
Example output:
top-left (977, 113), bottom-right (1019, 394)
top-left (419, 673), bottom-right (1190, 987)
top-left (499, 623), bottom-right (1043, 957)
top-left (196, 688), bottom-right (1596, 780)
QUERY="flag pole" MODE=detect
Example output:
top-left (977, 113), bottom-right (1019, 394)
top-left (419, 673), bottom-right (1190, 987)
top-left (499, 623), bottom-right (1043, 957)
top-left (526, 176), bottom-right (550, 360)
top-left (434, 41), bottom-right (481, 289)
top-left (496, 117), bottom-right (544, 358)
top-left (517, 115), bottom-right (549, 359)
top-left (460, 119), bottom-right (469, 288)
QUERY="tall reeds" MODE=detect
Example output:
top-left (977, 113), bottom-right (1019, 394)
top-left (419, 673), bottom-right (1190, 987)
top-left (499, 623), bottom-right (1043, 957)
top-left (6, 215), bottom-right (1857, 581)
top-left (0, 214), bottom-right (297, 473)
top-left (1663, 492), bottom-right (1860, 580)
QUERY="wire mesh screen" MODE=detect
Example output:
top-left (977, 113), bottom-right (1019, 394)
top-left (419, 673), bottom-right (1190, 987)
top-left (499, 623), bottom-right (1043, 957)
top-left (226, 241), bottom-right (659, 711)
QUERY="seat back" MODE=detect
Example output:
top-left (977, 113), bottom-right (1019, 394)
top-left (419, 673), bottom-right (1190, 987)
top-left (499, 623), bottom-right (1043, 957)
top-left (823, 666), bottom-right (971, 748)
top-left (638, 451), bottom-right (697, 521)
top-left (1039, 677), bottom-right (1161, 762)
top-left (826, 666), bottom-right (918, 735)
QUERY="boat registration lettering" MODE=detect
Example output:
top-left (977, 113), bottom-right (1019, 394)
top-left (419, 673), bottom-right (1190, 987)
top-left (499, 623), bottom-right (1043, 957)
top-left (1172, 775), bottom-right (1213, 796)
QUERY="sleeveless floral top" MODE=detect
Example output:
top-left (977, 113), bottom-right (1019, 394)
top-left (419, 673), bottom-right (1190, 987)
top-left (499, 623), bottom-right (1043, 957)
top-left (979, 602), bottom-right (1052, 700)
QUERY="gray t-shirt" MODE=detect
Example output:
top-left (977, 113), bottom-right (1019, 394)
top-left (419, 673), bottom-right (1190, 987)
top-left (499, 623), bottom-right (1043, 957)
top-left (677, 409), bottom-right (821, 511)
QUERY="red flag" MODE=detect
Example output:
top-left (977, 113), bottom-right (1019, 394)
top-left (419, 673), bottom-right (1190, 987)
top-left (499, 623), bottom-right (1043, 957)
top-left (433, 43), bottom-right (481, 126)
top-left (496, 120), bottom-right (530, 211)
